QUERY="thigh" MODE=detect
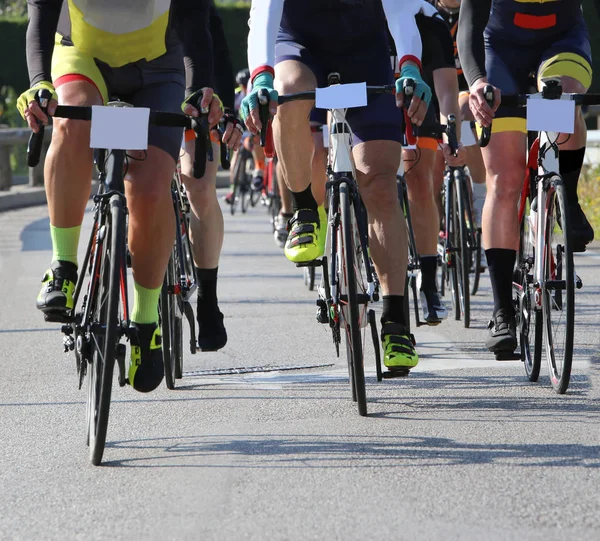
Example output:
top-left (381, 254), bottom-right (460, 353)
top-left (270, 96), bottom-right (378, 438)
top-left (51, 34), bottom-right (109, 104)
top-left (353, 140), bottom-right (401, 189)
top-left (481, 131), bottom-right (527, 193)
top-left (130, 51), bottom-right (186, 164)
top-left (340, 37), bottom-right (404, 145)
top-left (485, 39), bottom-right (532, 134)
top-left (537, 25), bottom-right (592, 91)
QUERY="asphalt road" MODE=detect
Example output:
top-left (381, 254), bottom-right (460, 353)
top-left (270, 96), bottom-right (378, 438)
top-left (1, 194), bottom-right (599, 541)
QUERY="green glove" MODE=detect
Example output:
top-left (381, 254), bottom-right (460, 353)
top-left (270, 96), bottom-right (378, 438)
top-left (240, 72), bottom-right (278, 122)
top-left (395, 64), bottom-right (432, 107)
top-left (17, 81), bottom-right (57, 119)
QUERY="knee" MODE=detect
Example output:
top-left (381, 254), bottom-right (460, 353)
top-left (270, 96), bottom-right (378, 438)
top-left (486, 169), bottom-right (523, 203)
top-left (51, 118), bottom-right (91, 152)
top-left (360, 173), bottom-right (398, 215)
top-left (405, 170), bottom-right (433, 202)
top-left (185, 178), bottom-right (216, 210)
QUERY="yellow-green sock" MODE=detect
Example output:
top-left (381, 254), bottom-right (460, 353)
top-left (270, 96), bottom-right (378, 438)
top-left (131, 282), bottom-right (161, 324)
top-left (50, 225), bottom-right (81, 265)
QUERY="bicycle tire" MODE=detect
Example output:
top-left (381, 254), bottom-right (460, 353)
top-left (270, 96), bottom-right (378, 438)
top-left (518, 199), bottom-right (542, 382)
top-left (446, 182), bottom-right (460, 320)
top-left (543, 180), bottom-right (574, 394)
top-left (160, 254), bottom-right (177, 389)
top-left (250, 186), bottom-right (261, 207)
top-left (339, 182), bottom-right (367, 416)
top-left (230, 152), bottom-right (243, 216)
top-left (470, 228), bottom-right (482, 296)
top-left (87, 194), bottom-right (124, 465)
top-left (304, 266), bottom-right (316, 291)
top-left (454, 177), bottom-right (471, 328)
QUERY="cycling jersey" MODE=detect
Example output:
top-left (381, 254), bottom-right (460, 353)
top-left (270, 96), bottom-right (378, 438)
top-left (26, 0), bottom-right (213, 94)
top-left (429, 2), bottom-right (468, 92)
top-left (458, 0), bottom-right (591, 134)
top-left (458, 0), bottom-right (586, 88)
top-left (248, 0), bottom-right (425, 80)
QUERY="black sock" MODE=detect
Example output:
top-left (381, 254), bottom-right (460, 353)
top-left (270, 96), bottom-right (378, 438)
top-left (559, 147), bottom-right (585, 206)
top-left (196, 266), bottom-right (218, 305)
top-left (291, 185), bottom-right (318, 212)
top-left (485, 248), bottom-right (516, 315)
top-left (419, 255), bottom-right (438, 292)
top-left (381, 295), bottom-right (406, 326)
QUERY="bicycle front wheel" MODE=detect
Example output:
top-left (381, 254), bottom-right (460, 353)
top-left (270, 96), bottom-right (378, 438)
top-left (339, 182), bottom-right (367, 416)
top-left (160, 254), bottom-right (177, 389)
top-left (542, 180), bottom-right (574, 394)
top-left (87, 195), bottom-right (124, 465)
top-left (454, 176), bottom-right (471, 328)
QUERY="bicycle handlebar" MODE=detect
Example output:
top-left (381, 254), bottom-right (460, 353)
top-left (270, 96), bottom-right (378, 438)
top-left (27, 89), bottom-right (212, 178)
top-left (478, 84), bottom-right (600, 147)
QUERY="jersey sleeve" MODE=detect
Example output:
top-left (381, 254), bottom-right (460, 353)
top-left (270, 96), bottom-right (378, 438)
top-left (172, 0), bottom-right (214, 97)
top-left (247, 0), bottom-right (285, 81)
top-left (381, 0), bottom-right (423, 70)
top-left (26, 0), bottom-right (63, 86)
top-left (457, 0), bottom-right (491, 88)
top-left (209, 4), bottom-right (235, 110)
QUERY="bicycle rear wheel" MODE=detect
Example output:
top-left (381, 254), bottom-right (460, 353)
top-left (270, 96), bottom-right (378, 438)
top-left (446, 182), bottom-right (460, 320)
top-left (339, 182), bottom-right (367, 416)
top-left (542, 180), bottom-right (574, 394)
top-left (87, 194), bottom-right (124, 465)
top-left (454, 176), bottom-right (471, 328)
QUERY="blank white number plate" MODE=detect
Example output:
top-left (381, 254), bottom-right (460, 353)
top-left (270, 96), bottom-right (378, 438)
top-left (526, 98), bottom-right (575, 134)
top-left (90, 105), bottom-right (151, 150)
top-left (315, 82), bottom-right (368, 110)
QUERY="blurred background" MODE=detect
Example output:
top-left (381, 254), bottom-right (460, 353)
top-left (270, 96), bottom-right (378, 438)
top-left (0, 0), bottom-right (598, 228)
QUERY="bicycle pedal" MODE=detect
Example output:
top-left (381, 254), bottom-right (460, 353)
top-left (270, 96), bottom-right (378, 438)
top-left (575, 275), bottom-right (583, 289)
top-left (296, 259), bottom-right (322, 268)
top-left (494, 351), bottom-right (521, 361)
top-left (116, 344), bottom-right (127, 386)
top-left (316, 300), bottom-right (329, 324)
top-left (43, 310), bottom-right (71, 324)
top-left (382, 368), bottom-right (410, 379)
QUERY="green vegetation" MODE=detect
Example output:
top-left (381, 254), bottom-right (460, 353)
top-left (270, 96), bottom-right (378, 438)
top-left (580, 165), bottom-right (600, 235)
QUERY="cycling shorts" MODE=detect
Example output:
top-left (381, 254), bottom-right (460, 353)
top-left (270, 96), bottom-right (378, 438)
top-left (485, 23), bottom-right (592, 134)
top-left (52, 34), bottom-right (186, 162)
top-left (275, 29), bottom-right (403, 144)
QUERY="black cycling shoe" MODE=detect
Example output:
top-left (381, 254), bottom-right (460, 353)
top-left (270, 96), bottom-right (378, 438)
top-left (485, 308), bottom-right (517, 354)
top-left (568, 203), bottom-right (594, 252)
top-left (36, 260), bottom-right (78, 321)
top-left (129, 322), bottom-right (164, 393)
top-left (197, 301), bottom-right (228, 352)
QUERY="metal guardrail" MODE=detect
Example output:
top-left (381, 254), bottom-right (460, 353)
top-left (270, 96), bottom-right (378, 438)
top-left (0, 126), bottom-right (51, 191)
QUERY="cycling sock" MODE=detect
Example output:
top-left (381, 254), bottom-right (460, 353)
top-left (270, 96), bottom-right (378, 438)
top-left (131, 282), bottom-right (161, 324)
top-left (419, 255), bottom-right (438, 292)
top-left (255, 159), bottom-right (265, 173)
top-left (292, 185), bottom-right (318, 212)
top-left (196, 266), bottom-right (218, 306)
top-left (382, 295), bottom-right (406, 326)
top-left (559, 147), bottom-right (585, 206)
top-left (486, 248), bottom-right (516, 315)
top-left (50, 224), bottom-right (81, 266)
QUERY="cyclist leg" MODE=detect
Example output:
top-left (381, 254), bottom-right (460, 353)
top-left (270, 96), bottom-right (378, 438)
top-left (120, 51), bottom-right (186, 392)
top-left (536, 29), bottom-right (594, 250)
top-left (181, 133), bottom-right (228, 351)
top-left (347, 35), bottom-right (416, 369)
top-left (36, 38), bottom-right (106, 318)
top-left (273, 37), bottom-right (323, 263)
top-left (404, 140), bottom-right (448, 324)
top-left (479, 42), bottom-right (531, 354)
top-left (251, 139), bottom-right (265, 191)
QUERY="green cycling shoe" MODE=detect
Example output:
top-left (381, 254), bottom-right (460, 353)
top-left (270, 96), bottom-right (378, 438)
top-left (284, 208), bottom-right (326, 263)
top-left (381, 322), bottom-right (419, 370)
top-left (129, 322), bottom-right (164, 393)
